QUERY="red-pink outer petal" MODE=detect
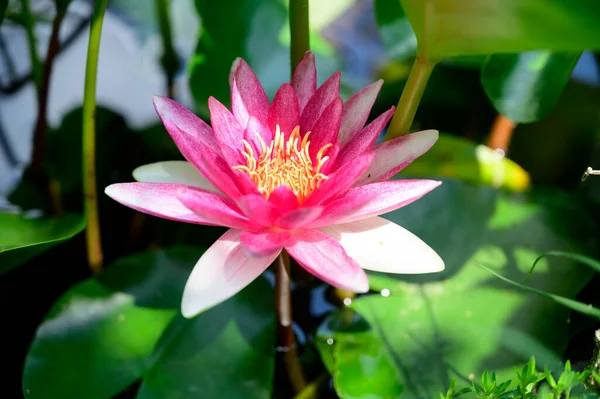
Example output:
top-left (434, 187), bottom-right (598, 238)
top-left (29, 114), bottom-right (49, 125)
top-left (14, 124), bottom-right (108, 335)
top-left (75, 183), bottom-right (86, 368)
top-left (300, 71), bottom-right (340, 133)
top-left (292, 51), bottom-right (317, 112)
top-left (338, 80), bottom-right (383, 146)
top-left (356, 129), bottom-right (439, 186)
top-left (177, 186), bottom-right (256, 230)
top-left (268, 83), bottom-right (300, 137)
top-left (105, 183), bottom-right (218, 226)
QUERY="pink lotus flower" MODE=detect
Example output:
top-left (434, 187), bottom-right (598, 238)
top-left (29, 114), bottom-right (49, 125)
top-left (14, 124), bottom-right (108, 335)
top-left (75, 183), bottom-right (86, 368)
top-left (105, 52), bottom-right (444, 318)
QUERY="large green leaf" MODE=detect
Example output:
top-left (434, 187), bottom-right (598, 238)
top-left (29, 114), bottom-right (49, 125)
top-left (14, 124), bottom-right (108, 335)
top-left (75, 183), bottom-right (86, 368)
top-left (317, 179), bottom-right (598, 398)
top-left (0, 213), bottom-right (84, 274)
top-left (400, 0), bottom-right (600, 57)
top-left (23, 247), bottom-right (276, 398)
top-left (482, 52), bottom-right (581, 123)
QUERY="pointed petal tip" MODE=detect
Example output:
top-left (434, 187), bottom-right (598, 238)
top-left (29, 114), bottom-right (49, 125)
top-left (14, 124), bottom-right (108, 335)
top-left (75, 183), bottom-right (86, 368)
top-left (355, 275), bottom-right (370, 293)
top-left (104, 184), bottom-right (117, 197)
top-left (421, 129), bottom-right (439, 140)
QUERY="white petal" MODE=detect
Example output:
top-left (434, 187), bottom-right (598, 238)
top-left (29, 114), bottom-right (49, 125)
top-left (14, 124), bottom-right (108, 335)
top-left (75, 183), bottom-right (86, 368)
top-left (320, 216), bottom-right (444, 274)
top-left (181, 229), bottom-right (281, 318)
top-left (133, 161), bottom-right (218, 192)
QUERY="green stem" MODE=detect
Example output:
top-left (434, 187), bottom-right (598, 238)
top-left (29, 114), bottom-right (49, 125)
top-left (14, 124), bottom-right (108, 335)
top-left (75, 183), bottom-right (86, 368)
top-left (21, 0), bottom-right (42, 92)
top-left (275, 251), bottom-right (307, 393)
top-left (289, 0), bottom-right (309, 77)
top-left (385, 55), bottom-right (438, 140)
top-left (82, 0), bottom-right (108, 274)
top-left (155, 0), bottom-right (178, 98)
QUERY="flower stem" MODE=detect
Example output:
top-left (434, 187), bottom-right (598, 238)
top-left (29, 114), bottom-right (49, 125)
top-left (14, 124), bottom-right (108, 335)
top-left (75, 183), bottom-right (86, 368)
top-left (155, 0), bottom-right (178, 98)
top-left (82, 0), bottom-right (108, 274)
top-left (385, 55), bottom-right (438, 140)
top-left (30, 7), bottom-right (66, 174)
top-left (22, 0), bottom-right (42, 92)
top-left (487, 114), bottom-right (517, 152)
top-left (275, 251), bottom-right (307, 393)
top-left (289, 0), bottom-right (309, 77)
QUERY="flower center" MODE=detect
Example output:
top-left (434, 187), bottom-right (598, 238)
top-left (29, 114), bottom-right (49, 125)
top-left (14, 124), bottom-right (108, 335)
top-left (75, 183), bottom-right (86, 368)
top-left (233, 125), bottom-right (332, 202)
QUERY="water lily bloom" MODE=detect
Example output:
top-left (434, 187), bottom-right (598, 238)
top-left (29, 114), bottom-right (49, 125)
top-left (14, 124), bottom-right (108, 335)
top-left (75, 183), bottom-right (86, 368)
top-left (105, 52), bottom-right (444, 318)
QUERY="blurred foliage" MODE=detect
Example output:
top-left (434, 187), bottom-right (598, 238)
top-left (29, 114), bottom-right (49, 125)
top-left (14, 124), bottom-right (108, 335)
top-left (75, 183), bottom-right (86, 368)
top-left (3, 0), bottom-right (600, 398)
top-left (374, 0), bottom-right (600, 124)
top-left (401, 134), bottom-right (530, 192)
top-left (0, 0), bottom-right (6, 23)
top-left (481, 52), bottom-right (581, 124)
top-left (317, 178), bottom-right (598, 398)
top-left (399, 0), bottom-right (600, 57)
top-left (0, 213), bottom-right (84, 275)
top-left (22, 247), bottom-right (276, 399)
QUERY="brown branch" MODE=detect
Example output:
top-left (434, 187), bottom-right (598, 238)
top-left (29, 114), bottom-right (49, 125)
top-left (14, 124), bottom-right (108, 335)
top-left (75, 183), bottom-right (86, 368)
top-left (487, 114), bottom-right (517, 152)
top-left (275, 251), bottom-right (307, 393)
top-left (30, 8), bottom-right (66, 174)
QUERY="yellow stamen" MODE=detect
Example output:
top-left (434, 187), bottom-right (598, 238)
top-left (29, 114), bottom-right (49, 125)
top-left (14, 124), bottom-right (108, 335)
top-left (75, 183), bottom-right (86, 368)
top-left (233, 125), bottom-right (332, 202)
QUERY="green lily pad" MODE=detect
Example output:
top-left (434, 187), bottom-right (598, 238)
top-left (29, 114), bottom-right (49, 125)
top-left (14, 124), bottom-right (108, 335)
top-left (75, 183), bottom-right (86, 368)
top-left (317, 179), bottom-right (598, 398)
top-left (0, 213), bottom-right (84, 275)
top-left (23, 247), bottom-right (276, 398)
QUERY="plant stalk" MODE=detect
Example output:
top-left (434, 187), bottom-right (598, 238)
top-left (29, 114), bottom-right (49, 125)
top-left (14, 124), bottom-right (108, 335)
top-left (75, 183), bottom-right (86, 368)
top-left (289, 0), bottom-right (309, 76)
top-left (82, 0), bottom-right (108, 274)
top-left (275, 251), bottom-right (307, 393)
top-left (278, 0), bottom-right (310, 393)
top-left (385, 55), bottom-right (438, 140)
top-left (155, 0), bottom-right (178, 98)
top-left (30, 8), bottom-right (66, 174)
top-left (21, 0), bottom-right (42, 92)
top-left (487, 113), bottom-right (517, 152)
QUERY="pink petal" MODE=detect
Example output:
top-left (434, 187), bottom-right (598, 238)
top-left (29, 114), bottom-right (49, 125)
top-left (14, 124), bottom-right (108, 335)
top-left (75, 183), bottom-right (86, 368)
top-left (321, 217), bottom-right (444, 274)
top-left (313, 179), bottom-right (441, 227)
top-left (230, 59), bottom-right (269, 127)
top-left (240, 228), bottom-right (290, 255)
top-left (237, 194), bottom-right (281, 226)
top-left (105, 183), bottom-right (218, 225)
top-left (208, 96), bottom-right (245, 165)
top-left (308, 97), bottom-right (342, 164)
top-left (300, 71), bottom-right (341, 133)
top-left (356, 129), bottom-right (439, 186)
top-left (291, 51), bottom-right (316, 112)
top-left (285, 229), bottom-right (369, 292)
top-left (268, 83), bottom-right (300, 138)
top-left (305, 189), bottom-right (377, 229)
top-left (153, 96), bottom-right (220, 153)
top-left (338, 80), bottom-right (384, 146)
top-left (181, 229), bottom-right (281, 318)
top-left (303, 152), bottom-right (374, 207)
top-left (335, 107), bottom-right (395, 168)
top-left (177, 186), bottom-right (256, 230)
top-left (275, 207), bottom-right (323, 230)
top-left (166, 120), bottom-right (244, 200)
top-left (243, 116), bottom-right (272, 153)
top-left (268, 185), bottom-right (300, 214)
